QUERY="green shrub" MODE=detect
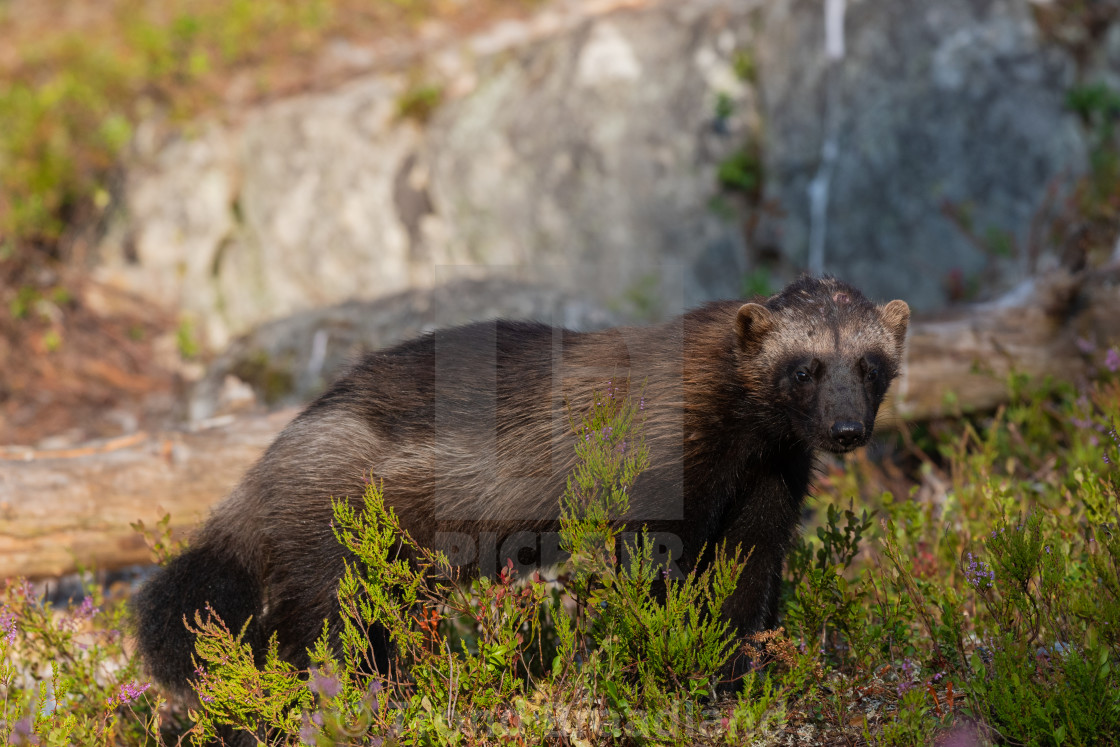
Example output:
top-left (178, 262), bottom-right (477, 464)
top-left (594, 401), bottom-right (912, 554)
top-left (6, 352), bottom-right (1120, 744)
top-left (178, 384), bottom-right (757, 744)
top-left (0, 581), bottom-right (161, 746)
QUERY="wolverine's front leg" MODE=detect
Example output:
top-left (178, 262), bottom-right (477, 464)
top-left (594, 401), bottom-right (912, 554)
top-left (718, 545), bottom-right (786, 685)
top-left (722, 545), bottom-right (784, 635)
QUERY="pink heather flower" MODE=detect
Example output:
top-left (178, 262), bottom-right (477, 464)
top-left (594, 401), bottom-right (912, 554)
top-left (109, 680), bottom-right (151, 708)
top-left (0, 607), bottom-right (17, 645)
top-left (896, 659), bottom-right (918, 696)
top-left (1077, 338), bottom-right (1096, 354)
top-left (299, 711), bottom-right (318, 743)
top-left (76, 595), bottom-right (98, 619)
top-left (9, 716), bottom-right (37, 746)
top-left (311, 670), bottom-right (342, 698)
top-left (1102, 349), bottom-right (1120, 374)
top-left (965, 552), bottom-right (994, 590)
top-left (367, 680), bottom-right (383, 714)
top-left (63, 596), bottom-right (100, 630)
top-left (1106, 348), bottom-right (1120, 373)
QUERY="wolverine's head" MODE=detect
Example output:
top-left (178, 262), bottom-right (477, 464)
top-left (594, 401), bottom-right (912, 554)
top-left (735, 276), bottom-right (909, 453)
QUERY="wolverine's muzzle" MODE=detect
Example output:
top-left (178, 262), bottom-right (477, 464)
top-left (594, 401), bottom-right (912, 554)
top-left (829, 420), bottom-right (866, 451)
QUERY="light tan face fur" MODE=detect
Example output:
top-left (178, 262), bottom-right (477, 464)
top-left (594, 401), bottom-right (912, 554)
top-left (737, 287), bottom-right (908, 376)
top-left (734, 278), bottom-right (909, 452)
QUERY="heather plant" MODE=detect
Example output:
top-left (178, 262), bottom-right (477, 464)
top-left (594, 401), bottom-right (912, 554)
top-left (180, 384), bottom-right (753, 745)
top-left (957, 432), bottom-right (1120, 745)
top-left (0, 580), bottom-right (160, 746)
top-left (8, 348), bottom-right (1120, 744)
top-left (864, 365), bottom-right (1120, 743)
top-left (782, 502), bottom-right (873, 659)
top-left (558, 383), bottom-right (748, 705)
top-left (722, 668), bottom-right (787, 743)
top-left (719, 349), bottom-right (1120, 745)
top-left (183, 607), bottom-right (312, 744)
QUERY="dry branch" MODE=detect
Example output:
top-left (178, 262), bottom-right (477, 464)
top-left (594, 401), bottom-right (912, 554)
top-left (2, 266), bottom-right (1119, 579)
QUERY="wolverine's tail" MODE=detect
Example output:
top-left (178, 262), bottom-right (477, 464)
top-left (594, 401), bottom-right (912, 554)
top-left (131, 539), bottom-right (264, 696)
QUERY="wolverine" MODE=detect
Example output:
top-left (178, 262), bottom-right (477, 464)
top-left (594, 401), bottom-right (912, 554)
top-left (133, 275), bottom-right (909, 694)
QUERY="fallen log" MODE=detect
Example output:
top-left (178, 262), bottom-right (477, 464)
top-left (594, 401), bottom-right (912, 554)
top-left (892, 265), bottom-right (1120, 420)
top-left (1, 266), bottom-right (1119, 579)
top-left (0, 409), bottom-right (298, 579)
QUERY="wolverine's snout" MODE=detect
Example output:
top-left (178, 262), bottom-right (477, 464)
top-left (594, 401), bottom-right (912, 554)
top-left (829, 420), bottom-right (866, 451)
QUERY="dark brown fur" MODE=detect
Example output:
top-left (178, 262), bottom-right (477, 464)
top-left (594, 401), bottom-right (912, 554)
top-left (133, 276), bottom-right (909, 694)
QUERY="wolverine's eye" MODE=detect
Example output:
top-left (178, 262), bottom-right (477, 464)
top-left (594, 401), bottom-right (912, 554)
top-left (794, 369), bottom-right (812, 384)
top-left (866, 368), bottom-right (879, 383)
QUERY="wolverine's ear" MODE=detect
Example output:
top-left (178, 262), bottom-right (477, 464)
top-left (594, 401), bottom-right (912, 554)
top-left (880, 299), bottom-right (910, 351)
top-left (736, 303), bottom-right (774, 352)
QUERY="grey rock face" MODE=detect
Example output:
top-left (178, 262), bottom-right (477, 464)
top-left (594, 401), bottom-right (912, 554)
top-left (97, 2), bottom-right (757, 349)
top-left (423, 6), bottom-right (760, 309)
top-left (96, 0), bottom-right (1109, 349)
top-left (758, 0), bottom-right (1088, 309)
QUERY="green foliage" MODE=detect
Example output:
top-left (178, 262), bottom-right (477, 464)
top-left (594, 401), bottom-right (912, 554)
top-left (130, 512), bottom-right (183, 565)
top-left (732, 50), bottom-right (757, 84)
top-left (713, 91), bottom-right (735, 122)
top-left (0, 1), bottom-right (330, 258)
top-left (558, 384), bottom-right (747, 706)
top-left (783, 504), bottom-right (872, 660)
top-left (1064, 81), bottom-right (1120, 233)
top-left (559, 382), bottom-right (650, 580)
top-left (958, 505), bottom-right (1120, 745)
top-left (595, 532), bottom-right (744, 701)
top-left (1067, 82), bottom-right (1120, 131)
top-left (716, 144), bottom-right (763, 198)
top-left (230, 349), bottom-right (297, 405)
top-left (333, 482), bottom-right (554, 742)
top-left (724, 670), bottom-right (786, 743)
top-left (174, 317), bottom-right (200, 360)
top-left (741, 267), bottom-right (774, 299)
top-left (176, 384), bottom-right (757, 744)
top-left (0, 581), bottom-right (161, 746)
top-left (616, 271), bottom-right (663, 321)
top-left (397, 81), bottom-right (444, 123)
top-left (13, 336), bottom-right (1120, 744)
top-left (866, 686), bottom-right (943, 747)
top-left (185, 608), bottom-right (310, 744)
top-left (0, 0), bottom-right (554, 289)
top-left (755, 360), bottom-right (1120, 743)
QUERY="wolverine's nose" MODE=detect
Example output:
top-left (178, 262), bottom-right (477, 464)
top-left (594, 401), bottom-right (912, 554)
top-left (830, 421), bottom-right (865, 449)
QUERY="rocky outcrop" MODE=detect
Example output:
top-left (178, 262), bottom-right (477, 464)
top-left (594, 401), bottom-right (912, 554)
top-left (98, 1), bottom-right (759, 349)
top-left (95, 0), bottom-right (1116, 349)
top-left (757, 0), bottom-right (1090, 310)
